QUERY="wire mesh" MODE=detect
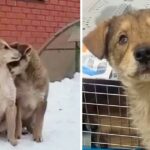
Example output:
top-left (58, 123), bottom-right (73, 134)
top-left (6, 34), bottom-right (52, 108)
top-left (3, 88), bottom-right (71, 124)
top-left (82, 78), bottom-right (145, 149)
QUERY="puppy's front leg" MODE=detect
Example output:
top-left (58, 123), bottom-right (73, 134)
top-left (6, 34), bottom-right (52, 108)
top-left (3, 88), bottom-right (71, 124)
top-left (33, 100), bottom-right (47, 142)
top-left (6, 101), bottom-right (17, 146)
top-left (15, 101), bottom-right (22, 139)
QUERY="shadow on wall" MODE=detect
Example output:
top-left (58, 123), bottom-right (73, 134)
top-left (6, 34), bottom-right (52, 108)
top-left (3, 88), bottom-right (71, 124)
top-left (40, 20), bottom-right (80, 82)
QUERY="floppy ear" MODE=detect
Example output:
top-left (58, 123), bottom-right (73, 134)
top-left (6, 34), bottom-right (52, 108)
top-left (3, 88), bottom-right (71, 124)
top-left (83, 21), bottom-right (110, 59)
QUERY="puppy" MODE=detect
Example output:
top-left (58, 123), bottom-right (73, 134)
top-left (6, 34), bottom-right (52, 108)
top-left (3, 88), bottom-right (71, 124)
top-left (7, 42), bottom-right (49, 142)
top-left (0, 39), bottom-right (21, 146)
top-left (84, 9), bottom-right (150, 149)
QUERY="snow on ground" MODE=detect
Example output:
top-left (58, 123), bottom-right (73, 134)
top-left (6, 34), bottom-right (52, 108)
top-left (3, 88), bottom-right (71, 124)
top-left (0, 73), bottom-right (80, 150)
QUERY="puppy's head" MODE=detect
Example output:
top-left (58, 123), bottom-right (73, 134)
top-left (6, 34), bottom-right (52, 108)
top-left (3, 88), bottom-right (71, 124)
top-left (84, 9), bottom-right (150, 82)
top-left (0, 39), bottom-right (21, 63)
top-left (7, 42), bottom-right (32, 76)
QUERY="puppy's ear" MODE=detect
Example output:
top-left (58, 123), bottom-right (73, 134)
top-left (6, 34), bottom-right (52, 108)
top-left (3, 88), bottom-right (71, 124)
top-left (0, 39), bottom-right (11, 49)
top-left (9, 42), bottom-right (19, 49)
top-left (83, 21), bottom-right (110, 59)
top-left (10, 42), bottom-right (32, 56)
top-left (24, 46), bottom-right (32, 56)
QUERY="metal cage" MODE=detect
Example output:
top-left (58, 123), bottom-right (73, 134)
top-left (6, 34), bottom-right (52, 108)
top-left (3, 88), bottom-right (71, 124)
top-left (82, 78), bottom-right (145, 150)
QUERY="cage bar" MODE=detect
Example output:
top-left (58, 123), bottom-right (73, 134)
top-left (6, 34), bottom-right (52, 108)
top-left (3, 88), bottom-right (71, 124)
top-left (82, 78), bottom-right (145, 149)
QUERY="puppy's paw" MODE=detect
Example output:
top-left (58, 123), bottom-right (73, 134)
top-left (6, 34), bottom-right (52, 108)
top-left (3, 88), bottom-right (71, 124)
top-left (15, 134), bottom-right (21, 139)
top-left (33, 136), bottom-right (43, 143)
top-left (15, 131), bottom-right (22, 139)
top-left (9, 139), bottom-right (18, 146)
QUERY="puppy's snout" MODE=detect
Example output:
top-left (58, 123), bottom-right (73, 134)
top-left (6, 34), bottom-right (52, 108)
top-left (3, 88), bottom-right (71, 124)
top-left (134, 47), bottom-right (150, 64)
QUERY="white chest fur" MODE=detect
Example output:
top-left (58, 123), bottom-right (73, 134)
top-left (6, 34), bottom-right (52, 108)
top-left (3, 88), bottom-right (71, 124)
top-left (0, 65), bottom-right (16, 101)
top-left (16, 79), bottom-right (45, 119)
top-left (0, 65), bottom-right (16, 121)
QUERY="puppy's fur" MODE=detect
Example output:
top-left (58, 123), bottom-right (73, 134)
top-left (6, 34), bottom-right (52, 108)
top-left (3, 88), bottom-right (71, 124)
top-left (0, 39), bottom-right (21, 146)
top-left (84, 9), bottom-right (150, 149)
top-left (8, 43), bottom-right (49, 142)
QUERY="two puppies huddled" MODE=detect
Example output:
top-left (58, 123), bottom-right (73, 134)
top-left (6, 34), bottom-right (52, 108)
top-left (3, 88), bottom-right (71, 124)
top-left (0, 39), bottom-right (49, 146)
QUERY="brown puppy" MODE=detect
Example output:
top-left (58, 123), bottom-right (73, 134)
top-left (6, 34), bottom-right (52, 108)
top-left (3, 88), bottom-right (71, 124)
top-left (8, 43), bottom-right (49, 142)
top-left (84, 9), bottom-right (150, 149)
top-left (0, 39), bottom-right (21, 146)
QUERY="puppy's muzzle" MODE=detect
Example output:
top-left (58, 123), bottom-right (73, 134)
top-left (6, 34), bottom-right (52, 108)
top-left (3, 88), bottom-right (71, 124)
top-left (134, 46), bottom-right (150, 64)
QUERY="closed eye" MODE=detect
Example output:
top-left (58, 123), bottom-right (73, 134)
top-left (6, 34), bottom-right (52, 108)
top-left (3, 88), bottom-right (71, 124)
top-left (8, 61), bottom-right (20, 67)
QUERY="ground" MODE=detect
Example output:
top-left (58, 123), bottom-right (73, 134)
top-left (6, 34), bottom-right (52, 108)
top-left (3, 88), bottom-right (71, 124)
top-left (0, 73), bottom-right (80, 150)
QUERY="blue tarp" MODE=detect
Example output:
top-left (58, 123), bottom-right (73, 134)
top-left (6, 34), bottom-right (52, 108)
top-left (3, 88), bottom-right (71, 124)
top-left (83, 147), bottom-right (143, 150)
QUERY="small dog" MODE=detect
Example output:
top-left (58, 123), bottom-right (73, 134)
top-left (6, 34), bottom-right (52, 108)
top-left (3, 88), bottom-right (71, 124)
top-left (7, 42), bottom-right (49, 142)
top-left (84, 9), bottom-right (150, 149)
top-left (0, 39), bottom-right (21, 146)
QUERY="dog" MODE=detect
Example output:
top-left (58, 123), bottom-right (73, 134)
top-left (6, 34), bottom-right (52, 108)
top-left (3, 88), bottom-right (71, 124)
top-left (84, 9), bottom-right (150, 149)
top-left (7, 42), bottom-right (49, 142)
top-left (0, 39), bottom-right (21, 146)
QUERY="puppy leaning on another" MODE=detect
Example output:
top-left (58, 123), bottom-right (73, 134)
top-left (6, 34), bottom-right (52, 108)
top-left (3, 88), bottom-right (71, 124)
top-left (7, 42), bottom-right (49, 142)
top-left (0, 39), bottom-right (21, 146)
top-left (84, 9), bottom-right (150, 149)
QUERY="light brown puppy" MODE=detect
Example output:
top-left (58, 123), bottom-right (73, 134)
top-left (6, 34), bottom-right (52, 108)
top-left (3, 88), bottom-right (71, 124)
top-left (8, 43), bottom-right (49, 142)
top-left (0, 39), bottom-right (21, 146)
top-left (84, 9), bottom-right (150, 149)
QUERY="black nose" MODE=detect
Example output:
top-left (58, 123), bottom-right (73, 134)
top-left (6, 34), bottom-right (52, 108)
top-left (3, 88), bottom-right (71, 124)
top-left (134, 47), bottom-right (150, 64)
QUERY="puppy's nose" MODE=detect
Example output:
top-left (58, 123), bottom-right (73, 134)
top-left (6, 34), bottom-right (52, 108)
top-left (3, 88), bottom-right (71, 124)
top-left (134, 47), bottom-right (150, 64)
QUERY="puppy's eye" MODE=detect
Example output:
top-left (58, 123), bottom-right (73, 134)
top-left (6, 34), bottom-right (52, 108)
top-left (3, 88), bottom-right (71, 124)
top-left (8, 61), bottom-right (20, 67)
top-left (119, 35), bottom-right (128, 45)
